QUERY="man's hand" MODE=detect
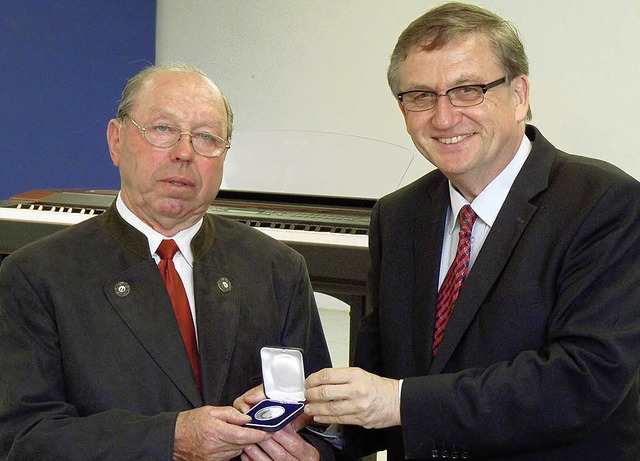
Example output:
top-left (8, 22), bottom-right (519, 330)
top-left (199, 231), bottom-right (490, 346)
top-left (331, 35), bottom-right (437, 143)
top-left (240, 423), bottom-right (319, 461)
top-left (173, 406), bottom-right (271, 461)
top-left (233, 384), bottom-right (267, 413)
top-left (303, 367), bottom-right (401, 429)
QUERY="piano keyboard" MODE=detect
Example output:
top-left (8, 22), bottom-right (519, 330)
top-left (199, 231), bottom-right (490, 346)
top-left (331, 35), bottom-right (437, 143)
top-left (0, 196), bottom-right (369, 248)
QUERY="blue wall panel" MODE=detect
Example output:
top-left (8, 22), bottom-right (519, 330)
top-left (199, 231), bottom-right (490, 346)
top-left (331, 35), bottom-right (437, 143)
top-left (0, 1), bottom-right (156, 199)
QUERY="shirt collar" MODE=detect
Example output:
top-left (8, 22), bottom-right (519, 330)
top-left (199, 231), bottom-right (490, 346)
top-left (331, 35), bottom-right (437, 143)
top-left (115, 193), bottom-right (202, 266)
top-left (447, 134), bottom-right (532, 233)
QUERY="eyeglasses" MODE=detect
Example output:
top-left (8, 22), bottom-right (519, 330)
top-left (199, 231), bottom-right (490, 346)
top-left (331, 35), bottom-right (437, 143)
top-left (125, 116), bottom-right (230, 158)
top-left (397, 77), bottom-right (507, 112)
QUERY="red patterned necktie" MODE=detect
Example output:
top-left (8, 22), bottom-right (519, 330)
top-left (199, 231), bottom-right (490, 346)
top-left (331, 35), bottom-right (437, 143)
top-left (156, 239), bottom-right (201, 391)
top-left (432, 205), bottom-right (477, 357)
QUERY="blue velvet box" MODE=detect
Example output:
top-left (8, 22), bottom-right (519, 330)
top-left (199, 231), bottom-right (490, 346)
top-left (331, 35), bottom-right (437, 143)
top-left (245, 347), bottom-right (305, 432)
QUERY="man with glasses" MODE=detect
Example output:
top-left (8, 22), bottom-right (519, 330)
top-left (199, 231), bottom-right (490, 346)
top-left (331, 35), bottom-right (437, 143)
top-left (0, 64), bottom-right (335, 460)
top-left (304, 2), bottom-right (640, 460)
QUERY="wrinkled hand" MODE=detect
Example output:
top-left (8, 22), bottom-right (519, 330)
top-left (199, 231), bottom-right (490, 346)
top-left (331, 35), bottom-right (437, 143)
top-left (240, 423), bottom-right (319, 461)
top-left (303, 367), bottom-right (401, 429)
top-left (173, 406), bottom-right (271, 461)
top-left (234, 385), bottom-right (319, 460)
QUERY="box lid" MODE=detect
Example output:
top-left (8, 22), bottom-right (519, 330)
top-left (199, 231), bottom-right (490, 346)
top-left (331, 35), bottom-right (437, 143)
top-left (261, 347), bottom-right (305, 403)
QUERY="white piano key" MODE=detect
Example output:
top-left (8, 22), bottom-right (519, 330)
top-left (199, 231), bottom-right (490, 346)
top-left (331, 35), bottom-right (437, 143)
top-left (0, 207), bottom-right (92, 226)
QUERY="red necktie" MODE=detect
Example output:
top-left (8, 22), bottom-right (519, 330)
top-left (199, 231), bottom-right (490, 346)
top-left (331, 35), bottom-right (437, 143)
top-left (156, 239), bottom-right (201, 391)
top-left (433, 205), bottom-right (477, 357)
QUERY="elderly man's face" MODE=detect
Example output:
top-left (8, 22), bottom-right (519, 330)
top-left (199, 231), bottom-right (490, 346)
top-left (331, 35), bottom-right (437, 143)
top-left (397, 35), bottom-right (529, 200)
top-left (107, 70), bottom-right (229, 235)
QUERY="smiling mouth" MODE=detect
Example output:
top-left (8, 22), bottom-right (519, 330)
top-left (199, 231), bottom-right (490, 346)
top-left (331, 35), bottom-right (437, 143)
top-left (438, 133), bottom-right (473, 144)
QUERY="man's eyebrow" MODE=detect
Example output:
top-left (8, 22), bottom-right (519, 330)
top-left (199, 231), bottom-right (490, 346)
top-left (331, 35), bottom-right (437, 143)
top-left (401, 74), bottom-right (481, 92)
top-left (401, 83), bottom-right (435, 92)
top-left (144, 110), bottom-right (224, 130)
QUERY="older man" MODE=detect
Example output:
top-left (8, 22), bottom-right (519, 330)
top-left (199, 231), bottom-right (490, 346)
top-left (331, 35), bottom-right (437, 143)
top-left (0, 64), bottom-right (333, 460)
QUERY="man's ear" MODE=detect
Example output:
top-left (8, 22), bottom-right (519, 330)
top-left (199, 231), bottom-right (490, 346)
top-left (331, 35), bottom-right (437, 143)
top-left (106, 118), bottom-right (123, 167)
top-left (511, 75), bottom-right (530, 123)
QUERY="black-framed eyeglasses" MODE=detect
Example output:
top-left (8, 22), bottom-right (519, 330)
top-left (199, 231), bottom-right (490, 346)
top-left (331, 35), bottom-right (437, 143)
top-left (125, 116), bottom-right (230, 158)
top-left (397, 77), bottom-right (507, 112)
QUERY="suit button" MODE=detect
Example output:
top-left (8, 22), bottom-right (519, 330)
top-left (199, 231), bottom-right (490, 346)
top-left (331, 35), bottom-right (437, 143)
top-left (217, 277), bottom-right (232, 292)
top-left (114, 281), bottom-right (130, 297)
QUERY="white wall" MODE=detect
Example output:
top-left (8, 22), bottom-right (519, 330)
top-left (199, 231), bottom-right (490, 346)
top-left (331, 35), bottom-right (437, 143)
top-left (157, 1), bottom-right (640, 195)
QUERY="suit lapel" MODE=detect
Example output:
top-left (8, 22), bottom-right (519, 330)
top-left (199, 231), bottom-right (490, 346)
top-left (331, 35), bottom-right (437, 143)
top-left (429, 126), bottom-right (555, 373)
top-left (194, 260), bottom-right (240, 404)
top-left (104, 260), bottom-right (203, 407)
top-left (190, 216), bottom-right (241, 405)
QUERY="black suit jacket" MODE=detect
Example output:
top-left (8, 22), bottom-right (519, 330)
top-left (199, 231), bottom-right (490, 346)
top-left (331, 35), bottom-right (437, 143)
top-left (348, 126), bottom-right (640, 460)
top-left (0, 204), bottom-right (333, 460)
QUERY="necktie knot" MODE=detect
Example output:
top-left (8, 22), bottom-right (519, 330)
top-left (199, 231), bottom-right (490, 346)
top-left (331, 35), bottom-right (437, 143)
top-left (157, 239), bottom-right (179, 260)
top-left (459, 205), bottom-right (477, 236)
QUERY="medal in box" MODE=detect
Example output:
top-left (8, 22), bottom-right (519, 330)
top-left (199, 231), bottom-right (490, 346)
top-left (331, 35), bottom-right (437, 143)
top-left (245, 346), bottom-right (306, 432)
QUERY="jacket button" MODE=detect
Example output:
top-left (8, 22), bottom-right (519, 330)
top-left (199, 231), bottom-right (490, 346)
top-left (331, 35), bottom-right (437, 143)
top-left (217, 277), bottom-right (232, 292)
top-left (114, 281), bottom-right (130, 297)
